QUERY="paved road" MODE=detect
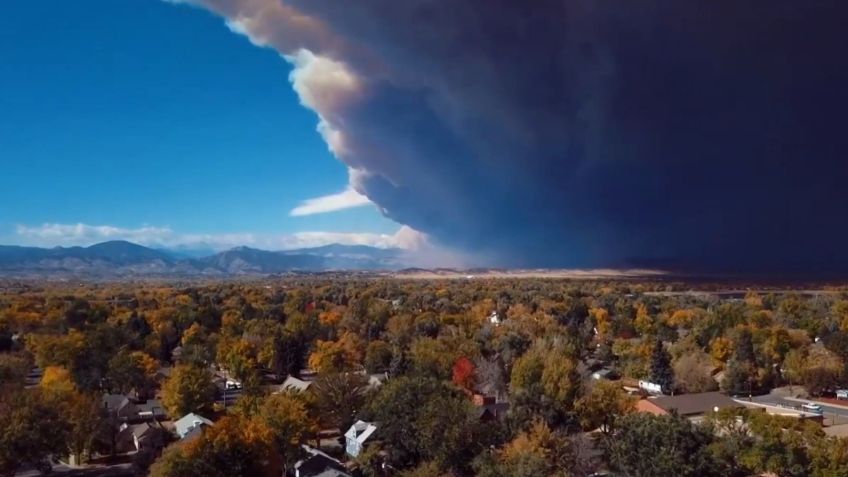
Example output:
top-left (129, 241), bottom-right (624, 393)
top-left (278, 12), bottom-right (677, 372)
top-left (16, 463), bottom-right (132, 477)
top-left (749, 394), bottom-right (848, 418)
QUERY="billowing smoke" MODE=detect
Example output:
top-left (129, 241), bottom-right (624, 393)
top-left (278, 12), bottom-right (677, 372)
top-left (172, 0), bottom-right (848, 274)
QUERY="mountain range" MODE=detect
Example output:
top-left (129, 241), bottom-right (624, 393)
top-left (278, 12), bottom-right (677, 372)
top-left (0, 241), bottom-right (409, 278)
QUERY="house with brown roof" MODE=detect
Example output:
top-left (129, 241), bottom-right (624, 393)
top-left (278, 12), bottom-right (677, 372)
top-left (636, 391), bottom-right (743, 423)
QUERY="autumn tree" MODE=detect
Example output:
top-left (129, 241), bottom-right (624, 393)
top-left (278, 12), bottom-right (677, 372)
top-left (475, 420), bottom-right (598, 477)
top-left (673, 350), bottom-right (718, 393)
top-left (589, 307), bottom-right (613, 339)
top-left (216, 337), bottom-right (257, 382)
top-left (149, 416), bottom-right (277, 477)
top-left (258, 392), bottom-right (314, 467)
top-left (161, 364), bottom-right (217, 417)
top-left (509, 339), bottom-right (582, 427)
top-left (40, 365), bottom-right (76, 394)
top-left (63, 391), bottom-right (104, 465)
top-left (452, 356), bottom-right (476, 391)
top-left (107, 348), bottom-right (155, 396)
top-left (576, 380), bottom-right (635, 434)
top-left (307, 332), bottom-right (362, 374)
top-left (633, 303), bottom-right (654, 336)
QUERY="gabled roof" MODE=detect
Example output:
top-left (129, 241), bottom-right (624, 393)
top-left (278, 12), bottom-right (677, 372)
top-left (282, 376), bottom-right (312, 392)
top-left (102, 394), bottom-right (134, 412)
top-left (368, 373), bottom-right (388, 389)
top-left (295, 446), bottom-right (351, 477)
top-left (181, 425), bottom-right (204, 442)
top-left (129, 423), bottom-right (155, 440)
top-left (347, 420), bottom-right (377, 444)
top-left (137, 399), bottom-right (165, 414)
top-left (174, 412), bottom-right (214, 438)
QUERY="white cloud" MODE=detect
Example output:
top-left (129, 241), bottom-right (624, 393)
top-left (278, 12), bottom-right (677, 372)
top-left (289, 185), bottom-right (371, 216)
top-left (15, 223), bottom-right (176, 246)
top-left (12, 222), bottom-right (424, 251)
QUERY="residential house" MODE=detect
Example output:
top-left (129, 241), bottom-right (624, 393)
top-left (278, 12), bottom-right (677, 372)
top-left (472, 394), bottom-right (509, 421)
top-left (367, 372), bottom-right (389, 390)
top-left (174, 412), bottom-right (214, 439)
top-left (156, 366), bottom-right (173, 382)
top-left (345, 420), bottom-right (378, 458)
top-left (116, 422), bottom-right (165, 453)
top-left (102, 394), bottom-right (138, 422)
top-left (488, 310), bottom-right (502, 326)
top-left (591, 367), bottom-right (619, 381)
top-left (294, 446), bottom-right (352, 477)
top-left (136, 399), bottom-right (167, 421)
top-left (25, 366), bottom-right (43, 387)
top-left (281, 376), bottom-right (313, 393)
top-left (636, 392), bottom-right (743, 423)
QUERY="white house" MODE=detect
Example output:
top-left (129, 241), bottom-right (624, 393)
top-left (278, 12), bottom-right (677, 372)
top-left (488, 311), bottom-right (502, 326)
top-left (174, 412), bottom-right (213, 439)
top-left (280, 376), bottom-right (312, 393)
top-left (344, 420), bottom-right (377, 458)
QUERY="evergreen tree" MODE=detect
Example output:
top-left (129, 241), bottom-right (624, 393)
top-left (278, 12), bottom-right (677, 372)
top-left (735, 329), bottom-right (756, 365)
top-left (721, 358), bottom-right (755, 397)
top-left (649, 339), bottom-right (674, 393)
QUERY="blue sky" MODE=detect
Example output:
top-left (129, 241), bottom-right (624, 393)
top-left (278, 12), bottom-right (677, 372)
top-left (0, 0), bottom-right (401, 250)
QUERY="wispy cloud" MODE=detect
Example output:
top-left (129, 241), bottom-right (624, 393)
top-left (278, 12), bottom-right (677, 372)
top-left (289, 186), bottom-right (371, 216)
top-left (13, 222), bottom-right (424, 251)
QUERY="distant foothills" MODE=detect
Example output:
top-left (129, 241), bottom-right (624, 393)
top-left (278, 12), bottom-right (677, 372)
top-left (0, 240), bottom-right (413, 278)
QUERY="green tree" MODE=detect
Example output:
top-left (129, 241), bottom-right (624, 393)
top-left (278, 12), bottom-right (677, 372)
top-left (735, 328), bottom-right (756, 365)
top-left (0, 353), bottom-right (31, 387)
top-left (509, 339), bottom-right (581, 426)
top-left (0, 388), bottom-right (69, 476)
top-left (107, 348), bottom-right (150, 395)
top-left (736, 411), bottom-right (821, 477)
top-left (364, 340), bottom-right (393, 374)
top-left (309, 372), bottom-right (369, 431)
top-left (603, 413), bottom-right (720, 477)
top-left (721, 358), bottom-right (756, 396)
top-left (161, 364), bottom-right (217, 417)
top-left (366, 376), bottom-right (490, 471)
top-left (649, 338), bottom-right (674, 393)
top-left (810, 436), bottom-right (848, 477)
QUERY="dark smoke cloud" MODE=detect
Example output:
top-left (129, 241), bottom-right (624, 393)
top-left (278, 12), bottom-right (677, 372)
top-left (179, 0), bottom-right (848, 274)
